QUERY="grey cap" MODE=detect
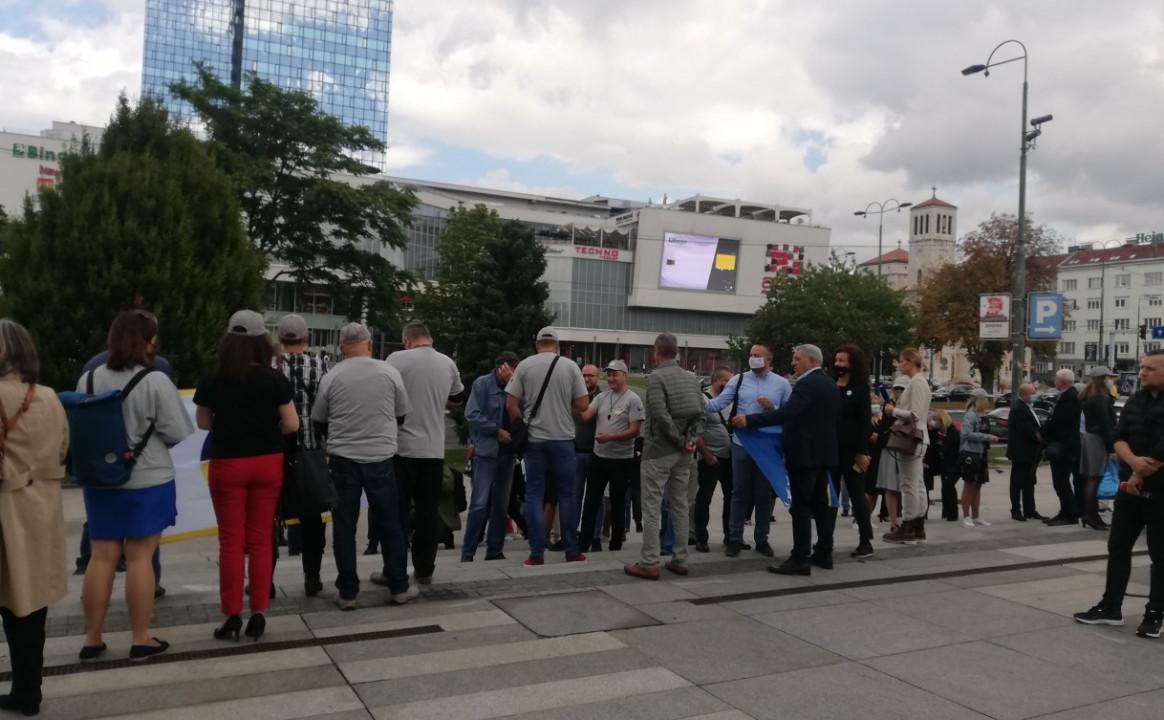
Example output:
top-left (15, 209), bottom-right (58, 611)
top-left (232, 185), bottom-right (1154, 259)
top-left (277, 313), bottom-right (309, 342)
top-left (338, 322), bottom-right (372, 346)
top-left (970, 388), bottom-right (989, 398)
top-left (227, 310), bottom-right (268, 337)
top-left (892, 375), bottom-right (909, 389)
top-left (536, 326), bottom-right (558, 343)
top-left (605, 359), bottom-right (629, 373)
top-left (1087, 366), bottom-right (1117, 378)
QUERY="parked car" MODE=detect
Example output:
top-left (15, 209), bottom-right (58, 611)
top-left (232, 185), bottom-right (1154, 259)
top-left (933, 383), bottom-right (978, 403)
top-left (983, 406), bottom-right (1051, 443)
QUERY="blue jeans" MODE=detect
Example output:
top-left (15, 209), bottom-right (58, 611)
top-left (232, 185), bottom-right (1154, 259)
top-left (461, 453), bottom-right (516, 559)
top-left (660, 496), bottom-right (674, 555)
top-left (523, 440), bottom-right (579, 557)
top-left (77, 522), bottom-right (162, 589)
top-left (330, 455), bottom-right (409, 598)
top-left (729, 444), bottom-right (773, 546)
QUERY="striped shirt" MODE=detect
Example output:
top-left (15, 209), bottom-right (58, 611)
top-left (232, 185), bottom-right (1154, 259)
top-left (277, 352), bottom-right (326, 449)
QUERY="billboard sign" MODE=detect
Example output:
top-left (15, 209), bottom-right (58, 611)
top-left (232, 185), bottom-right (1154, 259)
top-left (979, 293), bottom-right (1011, 340)
top-left (1027, 292), bottom-right (1064, 340)
top-left (659, 232), bottom-right (740, 293)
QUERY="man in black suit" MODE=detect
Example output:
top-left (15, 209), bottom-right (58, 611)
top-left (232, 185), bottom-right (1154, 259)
top-left (1007, 383), bottom-right (1045, 521)
top-left (735, 344), bottom-right (840, 575)
top-left (1041, 370), bottom-right (1082, 526)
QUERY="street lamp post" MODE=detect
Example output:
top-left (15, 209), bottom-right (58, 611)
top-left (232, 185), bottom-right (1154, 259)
top-left (855, 199), bottom-right (912, 381)
top-left (963, 40), bottom-right (1052, 393)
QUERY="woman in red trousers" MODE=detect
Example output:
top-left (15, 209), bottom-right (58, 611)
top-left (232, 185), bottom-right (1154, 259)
top-left (195, 310), bottom-right (298, 642)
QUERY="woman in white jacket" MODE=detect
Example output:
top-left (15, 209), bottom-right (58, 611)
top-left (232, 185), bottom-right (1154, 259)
top-left (882, 348), bottom-right (932, 545)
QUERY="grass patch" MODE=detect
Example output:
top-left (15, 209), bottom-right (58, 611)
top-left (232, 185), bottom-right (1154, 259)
top-left (627, 375), bottom-right (648, 389)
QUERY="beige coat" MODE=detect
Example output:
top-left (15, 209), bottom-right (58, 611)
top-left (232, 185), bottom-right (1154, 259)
top-left (0, 375), bottom-right (69, 617)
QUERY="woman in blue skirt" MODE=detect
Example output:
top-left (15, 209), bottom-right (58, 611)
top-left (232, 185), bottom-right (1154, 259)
top-left (77, 311), bottom-right (194, 662)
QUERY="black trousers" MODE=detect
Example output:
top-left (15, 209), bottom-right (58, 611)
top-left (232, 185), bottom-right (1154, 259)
top-left (396, 456), bottom-right (444, 580)
top-left (1102, 490), bottom-right (1164, 612)
top-left (789, 468), bottom-right (835, 563)
top-left (940, 470), bottom-right (960, 520)
top-left (1050, 452), bottom-right (1080, 519)
top-left (1009, 461), bottom-right (1038, 516)
top-left (694, 455), bottom-right (733, 545)
top-left (580, 456), bottom-right (635, 548)
top-left (838, 463), bottom-right (873, 544)
top-left (1, 606), bottom-right (47, 705)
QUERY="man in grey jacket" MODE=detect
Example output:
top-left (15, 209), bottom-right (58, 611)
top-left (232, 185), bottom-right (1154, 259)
top-left (625, 333), bottom-right (706, 580)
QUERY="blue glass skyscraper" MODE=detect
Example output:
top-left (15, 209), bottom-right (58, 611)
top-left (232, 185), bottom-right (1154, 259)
top-left (141, 1), bottom-right (394, 168)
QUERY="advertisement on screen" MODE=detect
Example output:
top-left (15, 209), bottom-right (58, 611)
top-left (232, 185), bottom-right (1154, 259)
top-left (659, 231), bottom-right (740, 293)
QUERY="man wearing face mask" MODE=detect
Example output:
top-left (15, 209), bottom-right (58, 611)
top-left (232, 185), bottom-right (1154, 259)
top-left (705, 344), bottom-right (792, 557)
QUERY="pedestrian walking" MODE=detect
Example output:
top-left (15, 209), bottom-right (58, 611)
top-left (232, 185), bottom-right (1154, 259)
top-left (195, 311), bottom-right (298, 642)
top-left (461, 352), bottom-right (520, 562)
top-left (0, 319), bottom-right (69, 716)
top-left (385, 323), bottom-right (464, 585)
top-left (738, 345), bottom-right (840, 575)
top-left (313, 323), bottom-right (417, 609)
top-left (625, 333), bottom-right (705, 580)
top-left (1074, 350), bottom-right (1164, 638)
top-left (505, 328), bottom-right (591, 565)
top-left (77, 311), bottom-right (193, 662)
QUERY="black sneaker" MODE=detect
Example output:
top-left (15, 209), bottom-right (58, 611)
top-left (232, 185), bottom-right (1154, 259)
top-left (1136, 610), bottom-right (1163, 639)
top-left (850, 543), bottom-right (874, 559)
top-left (695, 542), bottom-right (710, 553)
top-left (754, 542), bottom-right (775, 558)
top-left (725, 543), bottom-right (741, 558)
top-left (548, 540), bottom-right (566, 552)
top-left (1073, 604), bottom-right (1124, 626)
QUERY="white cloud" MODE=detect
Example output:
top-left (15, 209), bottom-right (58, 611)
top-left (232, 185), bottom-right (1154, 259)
top-left (4, 0), bottom-right (1163, 261)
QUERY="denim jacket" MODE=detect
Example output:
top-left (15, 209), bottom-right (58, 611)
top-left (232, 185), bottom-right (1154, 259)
top-left (466, 371), bottom-right (507, 458)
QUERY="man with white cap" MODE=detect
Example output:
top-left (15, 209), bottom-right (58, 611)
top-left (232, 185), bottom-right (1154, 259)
top-left (506, 327), bottom-right (591, 565)
top-left (312, 323), bottom-right (416, 609)
top-left (577, 359), bottom-right (644, 552)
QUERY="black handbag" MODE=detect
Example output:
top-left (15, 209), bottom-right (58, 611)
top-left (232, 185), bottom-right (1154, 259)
top-left (511, 355), bottom-right (560, 456)
top-left (282, 447), bottom-right (335, 519)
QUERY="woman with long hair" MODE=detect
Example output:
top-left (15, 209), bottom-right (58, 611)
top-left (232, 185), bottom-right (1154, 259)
top-left (959, 392), bottom-right (999, 526)
top-left (0, 319), bottom-right (69, 716)
top-left (1078, 367), bottom-right (1118, 530)
top-left (882, 348), bottom-right (932, 544)
top-left (832, 344), bottom-right (874, 558)
top-left (195, 311), bottom-right (298, 642)
top-left (79, 311), bottom-right (193, 664)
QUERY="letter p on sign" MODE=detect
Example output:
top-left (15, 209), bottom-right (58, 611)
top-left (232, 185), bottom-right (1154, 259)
top-left (1035, 298), bottom-right (1057, 324)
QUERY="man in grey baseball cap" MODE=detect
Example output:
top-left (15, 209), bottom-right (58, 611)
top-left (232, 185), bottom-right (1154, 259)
top-left (277, 314), bottom-right (309, 344)
top-left (227, 309), bottom-right (268, 336)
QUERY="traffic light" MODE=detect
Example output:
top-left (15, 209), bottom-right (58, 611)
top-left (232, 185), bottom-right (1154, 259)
top-left (1140, 324), bottom-right (1149, 340)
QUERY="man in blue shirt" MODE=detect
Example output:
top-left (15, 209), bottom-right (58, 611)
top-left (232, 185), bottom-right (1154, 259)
top-left (705, 344), bottom-right (792, 557)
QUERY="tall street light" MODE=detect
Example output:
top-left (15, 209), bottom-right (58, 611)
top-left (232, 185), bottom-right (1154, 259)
top-left (963, 39), bottom-right (1053, 392)
top-left (855, 199), bottom-right (912, 381)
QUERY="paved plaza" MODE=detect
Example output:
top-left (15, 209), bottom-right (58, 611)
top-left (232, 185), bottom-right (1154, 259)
top-left (4, 465), bottom-right (1160, 720)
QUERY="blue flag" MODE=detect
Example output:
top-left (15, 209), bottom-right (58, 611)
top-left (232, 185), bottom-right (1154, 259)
top-left (735, 425), bottom-right (840, 509)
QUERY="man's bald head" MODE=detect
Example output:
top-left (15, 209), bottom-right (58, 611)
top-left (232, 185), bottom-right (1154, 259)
top-left (581, 364), bottom-right (600, 391)
top-left (1019, 383), bottom-right (1037, 401)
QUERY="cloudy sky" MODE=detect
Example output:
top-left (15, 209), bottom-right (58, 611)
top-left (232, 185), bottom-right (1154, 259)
top-left (2, 0), bottom-right (1162, 260)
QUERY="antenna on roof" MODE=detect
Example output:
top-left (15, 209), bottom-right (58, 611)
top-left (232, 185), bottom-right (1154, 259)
top-left (931, 186), bottom-right (937, 199)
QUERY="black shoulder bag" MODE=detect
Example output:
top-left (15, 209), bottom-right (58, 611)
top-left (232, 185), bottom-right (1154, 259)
top-left (726, 374), bottom-right (745, 435)
top-left (510, 355), bottom-right (561, 456)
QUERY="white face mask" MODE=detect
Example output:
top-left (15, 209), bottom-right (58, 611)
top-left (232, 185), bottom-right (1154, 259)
top-left (871, 404), bottom-right (882, 416)
top-left (748, 356), bottom-right (766, 371)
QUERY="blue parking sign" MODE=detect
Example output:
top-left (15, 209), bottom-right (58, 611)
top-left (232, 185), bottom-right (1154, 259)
top-left (1027, 292), bottom-right (1064, 340)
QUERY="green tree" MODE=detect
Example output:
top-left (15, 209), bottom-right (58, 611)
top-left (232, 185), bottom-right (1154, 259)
top-left (916, 213), bottom-right (1062, 390)
top-left (0, 96), bottom-right (264, 388)
top-left (169, 65), bottom-right (416, 330)
top-left (745, 257), bottom-right (916, 371)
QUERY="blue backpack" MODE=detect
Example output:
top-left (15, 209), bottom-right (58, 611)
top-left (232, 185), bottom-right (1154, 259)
top-left (59, 368), bottom-right (157, 487)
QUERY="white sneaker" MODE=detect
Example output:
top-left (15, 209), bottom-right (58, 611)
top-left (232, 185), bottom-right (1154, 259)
top-left (962, 517), bottom-right (975, 528)
top-left (390, 585), bottom-right (420, 606)
top-left (974, 518), bottom-right (992, 527)
top-left (851, 520), bottom-right (859, 529)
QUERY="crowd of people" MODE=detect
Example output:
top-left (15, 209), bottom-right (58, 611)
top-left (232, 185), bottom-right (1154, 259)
top-left (1, 308), bottom-right (1162, 717)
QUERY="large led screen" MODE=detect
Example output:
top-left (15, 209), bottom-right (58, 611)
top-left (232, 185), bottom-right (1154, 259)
top-left (659, 232), bottom-right (740, 293)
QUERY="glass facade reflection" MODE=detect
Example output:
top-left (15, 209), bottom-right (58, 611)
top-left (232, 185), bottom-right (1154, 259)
top-left (142, 0), bottom-right (394, 168)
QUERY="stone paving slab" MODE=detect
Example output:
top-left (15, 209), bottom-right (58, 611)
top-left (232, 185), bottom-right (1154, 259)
top-left (1034, 689), bottom-right (1164, 720)
top-left (874, 589), bottom-right (1072, 639)
top-left (492, 590), bottom-right (659, 637)
top-left (866, 640), bottom-right (1144, 720)
top-left (707, 661), bottom-right (991, 720)
top-left (483, 686), bottom-right (733, 720)
top-left (991, 625), bottom-right (1164, 692)
top-left (613, 617), bottom-right (843, 685)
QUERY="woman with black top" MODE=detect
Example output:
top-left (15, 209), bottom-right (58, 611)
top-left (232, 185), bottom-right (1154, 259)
top-left (940, 413), bottom-right (962, 521)
top-left (832, 345), bottom-right (874, 558)
top-left (194, 311), bottom-right (298, 642)
top-left (1079, 367), bottom-right (1118, 530)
